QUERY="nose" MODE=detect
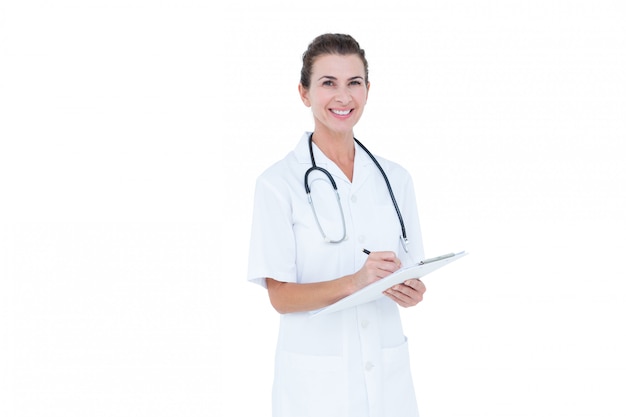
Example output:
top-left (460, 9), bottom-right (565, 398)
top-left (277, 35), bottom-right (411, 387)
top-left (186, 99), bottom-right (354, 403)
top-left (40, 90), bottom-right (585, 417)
top-left (334, 86), bottom-right (351, 105)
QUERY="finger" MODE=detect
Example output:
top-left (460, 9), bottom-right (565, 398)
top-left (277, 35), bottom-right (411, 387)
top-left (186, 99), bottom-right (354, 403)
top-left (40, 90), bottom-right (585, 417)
top-left (384, 289), bottom-right (413, 308)
top-left (372, 251), bottom-right (401, 267)
top-left (391, 283), bottom-right (417, 298)
top-left (403, 279), bottom-right (426, 293)
top-left (385, 284), bottom-right (423, 307)
top-left (370, 260), bottom-right (401, 277)
top-left (377, 251), bottom-right (398, 260)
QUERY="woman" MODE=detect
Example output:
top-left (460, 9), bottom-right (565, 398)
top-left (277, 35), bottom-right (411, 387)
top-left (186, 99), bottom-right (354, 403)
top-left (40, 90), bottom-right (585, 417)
top-left (247, 33), bottom-right (427, 417)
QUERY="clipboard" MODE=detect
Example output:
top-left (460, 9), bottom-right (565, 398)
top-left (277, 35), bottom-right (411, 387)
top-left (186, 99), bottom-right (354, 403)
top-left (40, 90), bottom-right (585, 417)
top-left (311, 251), bottom-right (467, 317)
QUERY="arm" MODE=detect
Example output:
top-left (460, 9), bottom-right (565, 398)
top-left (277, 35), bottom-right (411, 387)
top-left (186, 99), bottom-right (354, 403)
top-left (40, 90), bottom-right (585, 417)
top-left (266, 275), bottom-right (355, 314)
top-left (267, 251), bottom-right (402, 314)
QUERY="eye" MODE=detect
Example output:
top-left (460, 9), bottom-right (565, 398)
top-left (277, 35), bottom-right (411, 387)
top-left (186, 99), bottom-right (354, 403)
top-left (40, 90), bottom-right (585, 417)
top-left (322, 80), bottom-right (334, 86)
top-left (349, 80), bottom-right (362, 86)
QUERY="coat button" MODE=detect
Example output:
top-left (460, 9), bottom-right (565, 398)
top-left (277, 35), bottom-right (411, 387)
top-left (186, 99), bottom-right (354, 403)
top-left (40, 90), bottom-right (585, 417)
top-left (365, 361), bottom-right (374, 371)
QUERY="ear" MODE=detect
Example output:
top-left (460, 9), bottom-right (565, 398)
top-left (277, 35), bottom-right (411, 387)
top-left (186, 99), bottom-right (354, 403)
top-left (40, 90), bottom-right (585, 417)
top-left (365, 81), bottom-right (370, 102)
top-left (298, 83), bottom-right (311, 107)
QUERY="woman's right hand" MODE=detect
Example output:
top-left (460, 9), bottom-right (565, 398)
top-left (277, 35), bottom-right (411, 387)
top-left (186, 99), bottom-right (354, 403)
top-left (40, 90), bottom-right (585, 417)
top-left (352, 251), bottom-right (402, 291)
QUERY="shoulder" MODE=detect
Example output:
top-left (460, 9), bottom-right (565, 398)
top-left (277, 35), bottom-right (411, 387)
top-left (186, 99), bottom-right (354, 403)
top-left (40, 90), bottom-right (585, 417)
top-left (256, 151), bottom-right (298, 185)
top-left (355, 137), bottom-right (412, 178)
top-left (371, 153), bottom-right (413, 181)
top-left (254, 132), bottom-right (310, 193)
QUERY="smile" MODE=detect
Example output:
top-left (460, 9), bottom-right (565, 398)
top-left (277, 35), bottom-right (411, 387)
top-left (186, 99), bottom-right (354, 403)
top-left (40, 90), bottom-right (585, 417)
top-left (331, 109), bottom-right (352, 116)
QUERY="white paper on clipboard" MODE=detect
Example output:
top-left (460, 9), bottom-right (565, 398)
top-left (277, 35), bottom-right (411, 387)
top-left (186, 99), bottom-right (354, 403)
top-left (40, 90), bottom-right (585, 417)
top-left (311, 251), bottom-right (467, 317)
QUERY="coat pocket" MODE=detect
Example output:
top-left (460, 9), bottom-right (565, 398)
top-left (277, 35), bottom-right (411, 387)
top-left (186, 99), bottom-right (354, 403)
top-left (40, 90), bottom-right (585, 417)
top-left (381, 338), bottom-right (419, 416)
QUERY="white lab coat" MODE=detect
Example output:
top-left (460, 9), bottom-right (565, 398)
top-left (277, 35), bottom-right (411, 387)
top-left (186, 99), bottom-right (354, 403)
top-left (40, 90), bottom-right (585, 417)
top-left (248, 132), bottom-right (425, 417)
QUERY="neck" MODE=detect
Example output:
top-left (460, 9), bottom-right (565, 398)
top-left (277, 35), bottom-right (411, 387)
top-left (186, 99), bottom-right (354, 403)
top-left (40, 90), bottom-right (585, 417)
top-left (311, 130), bottom-right (355, 181)
top-left (311, 129), bottom-right (355, 162)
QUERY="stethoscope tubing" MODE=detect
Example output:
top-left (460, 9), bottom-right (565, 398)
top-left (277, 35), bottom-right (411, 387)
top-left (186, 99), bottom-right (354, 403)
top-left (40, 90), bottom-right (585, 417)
top-left (304, 133), bottom-right (408, 250)
top-left (353, 137), bottom-right (407, 242)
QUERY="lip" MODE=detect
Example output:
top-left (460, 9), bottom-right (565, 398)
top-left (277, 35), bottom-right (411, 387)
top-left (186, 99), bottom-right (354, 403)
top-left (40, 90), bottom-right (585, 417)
top-left (329, 108), bottom-right (353, 119)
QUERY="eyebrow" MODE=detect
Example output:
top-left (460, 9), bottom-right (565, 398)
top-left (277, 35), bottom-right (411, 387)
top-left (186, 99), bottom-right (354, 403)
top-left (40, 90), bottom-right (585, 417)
top-left (317, 75), bottom-right (365, 81)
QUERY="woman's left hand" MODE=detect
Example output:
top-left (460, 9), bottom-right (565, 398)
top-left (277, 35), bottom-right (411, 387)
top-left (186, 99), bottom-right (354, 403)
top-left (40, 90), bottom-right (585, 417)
top-left (384, 279), bottom-right (426, 308)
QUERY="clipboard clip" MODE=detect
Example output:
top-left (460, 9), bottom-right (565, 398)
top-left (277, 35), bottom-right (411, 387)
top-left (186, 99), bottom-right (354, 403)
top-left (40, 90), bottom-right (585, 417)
top-left (419, 252), bottom-right (456, 265)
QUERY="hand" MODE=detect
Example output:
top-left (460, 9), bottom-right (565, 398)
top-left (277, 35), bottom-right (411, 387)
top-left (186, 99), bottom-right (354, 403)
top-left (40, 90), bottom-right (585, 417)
top-left (384, 279), bottom-right (426, 308)
top-left (352, 251), bottom-right (402, 291)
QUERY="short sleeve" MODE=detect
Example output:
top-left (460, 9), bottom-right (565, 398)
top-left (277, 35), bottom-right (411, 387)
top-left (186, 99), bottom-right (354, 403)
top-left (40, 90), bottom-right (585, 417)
top-left (247, 173), bottom-right (298, 288)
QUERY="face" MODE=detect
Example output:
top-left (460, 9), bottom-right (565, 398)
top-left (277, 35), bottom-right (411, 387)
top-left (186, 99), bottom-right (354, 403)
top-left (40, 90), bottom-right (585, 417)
top-left (299, 54), bottom-right (370, 137)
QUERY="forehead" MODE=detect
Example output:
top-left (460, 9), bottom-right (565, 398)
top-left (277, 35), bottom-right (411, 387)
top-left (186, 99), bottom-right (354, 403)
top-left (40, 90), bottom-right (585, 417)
top-left (311, 54), bottom-right (366, 78)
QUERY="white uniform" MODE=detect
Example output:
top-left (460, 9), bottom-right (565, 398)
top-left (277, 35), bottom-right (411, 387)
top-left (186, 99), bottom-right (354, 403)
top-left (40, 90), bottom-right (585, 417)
top-left (248, 132), bottom-right (425, 417)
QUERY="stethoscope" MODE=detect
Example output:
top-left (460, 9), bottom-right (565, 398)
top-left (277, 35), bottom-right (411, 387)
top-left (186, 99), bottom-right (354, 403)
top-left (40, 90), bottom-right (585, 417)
top-left (304, 132), bottom-right (409, 253)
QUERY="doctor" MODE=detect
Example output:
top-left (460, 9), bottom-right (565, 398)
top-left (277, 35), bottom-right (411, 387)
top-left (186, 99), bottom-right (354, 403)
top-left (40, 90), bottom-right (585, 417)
top-left (248, 33), bottom-right (427, 417)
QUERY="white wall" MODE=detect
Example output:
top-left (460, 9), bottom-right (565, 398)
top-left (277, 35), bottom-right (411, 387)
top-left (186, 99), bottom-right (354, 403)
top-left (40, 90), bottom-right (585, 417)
top-left (1, 1), bottom-right (625, 416)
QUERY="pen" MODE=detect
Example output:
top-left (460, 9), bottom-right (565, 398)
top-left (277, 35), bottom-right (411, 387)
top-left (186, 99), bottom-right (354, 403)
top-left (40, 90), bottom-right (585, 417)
top-left (362, 248), bottom-right (371, 255)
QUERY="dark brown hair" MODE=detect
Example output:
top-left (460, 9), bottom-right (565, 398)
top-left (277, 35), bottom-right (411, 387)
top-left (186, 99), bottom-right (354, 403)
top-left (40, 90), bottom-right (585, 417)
top-left (300, 33), bottom-right (369, 89)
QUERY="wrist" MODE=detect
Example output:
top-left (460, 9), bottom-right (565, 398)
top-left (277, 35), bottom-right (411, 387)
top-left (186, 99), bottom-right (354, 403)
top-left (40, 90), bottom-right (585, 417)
top-left (345, 273), bottom-right (359, 296)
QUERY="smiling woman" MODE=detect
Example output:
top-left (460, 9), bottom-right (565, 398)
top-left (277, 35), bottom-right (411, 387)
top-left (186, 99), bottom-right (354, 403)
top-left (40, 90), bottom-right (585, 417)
top-left (247, 33), bottom-right (428, 417)
top-left (298, 51), bottom-right (370, 154)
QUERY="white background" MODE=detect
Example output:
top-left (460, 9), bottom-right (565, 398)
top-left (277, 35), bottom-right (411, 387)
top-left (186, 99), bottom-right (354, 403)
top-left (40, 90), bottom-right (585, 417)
top-left (1, 1), bottom-right (625, 416)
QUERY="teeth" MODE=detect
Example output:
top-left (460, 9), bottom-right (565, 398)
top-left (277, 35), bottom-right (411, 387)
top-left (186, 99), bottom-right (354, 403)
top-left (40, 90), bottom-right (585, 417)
top-left (332, 109), bottom-right (350, 115)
